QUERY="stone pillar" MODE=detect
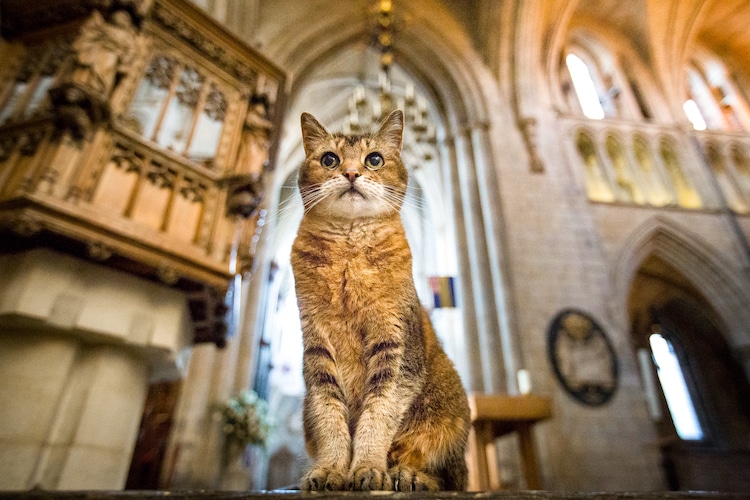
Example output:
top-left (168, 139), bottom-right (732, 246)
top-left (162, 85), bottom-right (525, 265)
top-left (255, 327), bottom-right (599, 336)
top-left (164, 315), bottom-right (248, 489)
top-left (0, 334), bottom-right (150, 489)
top-left (470, 122), bottom-right (523, 393)
top-left (164, 343), bottom-right (223, 489)
top-left (453, 126), bottom-right (507, 393)
top-left (440, 136), bottom-right (484, 393)
top-left (0, 249), bottom-right (193, 490)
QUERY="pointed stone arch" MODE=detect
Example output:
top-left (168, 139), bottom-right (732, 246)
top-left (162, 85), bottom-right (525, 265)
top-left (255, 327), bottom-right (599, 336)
top-left (646, 0), bottom-right (712, 115)
top-left (613, 215), bottom-right (750, 347)
top-left (616, 214), bottom-right (750, 491)
top-left (246, 0), bottom-right (526, 394)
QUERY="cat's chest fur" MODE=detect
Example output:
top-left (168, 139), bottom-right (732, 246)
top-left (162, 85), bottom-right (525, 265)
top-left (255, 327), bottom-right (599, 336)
top-left (292, 217), bottom-right (416, 399)
top-left (293, 218), bottom-right (412, 312)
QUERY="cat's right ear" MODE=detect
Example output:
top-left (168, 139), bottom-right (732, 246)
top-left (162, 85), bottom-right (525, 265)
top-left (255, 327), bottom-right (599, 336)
top-left (301, 113), bottom-right (329, 157)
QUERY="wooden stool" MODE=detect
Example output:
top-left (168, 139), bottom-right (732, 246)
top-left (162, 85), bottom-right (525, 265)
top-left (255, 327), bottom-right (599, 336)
top-left (466, 393), bottom-right (552, 490)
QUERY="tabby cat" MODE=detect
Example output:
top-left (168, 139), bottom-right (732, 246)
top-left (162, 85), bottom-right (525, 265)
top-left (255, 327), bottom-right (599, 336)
top-left (291, 110), bottom-right (470, 492)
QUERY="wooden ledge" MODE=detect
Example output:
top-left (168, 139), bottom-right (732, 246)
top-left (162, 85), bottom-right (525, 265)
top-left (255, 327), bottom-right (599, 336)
top-left (468, 393), bottom-right (553, 424)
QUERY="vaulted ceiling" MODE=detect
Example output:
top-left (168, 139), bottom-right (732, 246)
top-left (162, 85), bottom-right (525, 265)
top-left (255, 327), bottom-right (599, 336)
top-left (698, 0), bottom-right (750, 72)
top-left (569, 0), bottom-right (750, 76)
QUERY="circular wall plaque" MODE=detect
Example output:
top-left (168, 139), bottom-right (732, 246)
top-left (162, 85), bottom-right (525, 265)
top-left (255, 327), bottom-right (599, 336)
top-left (547, 309), bottom-right (618, 406)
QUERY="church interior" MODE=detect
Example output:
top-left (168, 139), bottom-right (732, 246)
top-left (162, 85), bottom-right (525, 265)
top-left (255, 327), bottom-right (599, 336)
top-left (1, 0), bottom-right (750, 494)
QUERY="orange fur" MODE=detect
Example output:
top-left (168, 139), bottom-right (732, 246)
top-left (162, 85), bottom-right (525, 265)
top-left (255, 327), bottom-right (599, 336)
top-left (292, 110), bottom-right (470, 491)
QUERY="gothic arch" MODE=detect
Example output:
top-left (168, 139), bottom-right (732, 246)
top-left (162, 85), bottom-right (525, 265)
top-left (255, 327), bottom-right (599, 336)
top-left (646, 0), bottom-right (712, 116)
top-left (248, 0), bottom-right (524, 393)
top-left (547, 16), bottom-right (668, 122)
top-left (613, 215), bottom-right (750, 348)
top-left (265, 1), bottom-right (498, 174)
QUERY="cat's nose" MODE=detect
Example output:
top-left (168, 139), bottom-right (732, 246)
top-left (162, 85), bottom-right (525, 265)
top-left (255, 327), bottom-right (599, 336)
top-left (343, 170), bottom-right (360, 182)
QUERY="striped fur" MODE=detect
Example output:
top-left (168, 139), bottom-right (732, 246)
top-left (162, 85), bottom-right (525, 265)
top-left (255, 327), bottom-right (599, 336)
top-left (291, 111), bottom-right (470, 492)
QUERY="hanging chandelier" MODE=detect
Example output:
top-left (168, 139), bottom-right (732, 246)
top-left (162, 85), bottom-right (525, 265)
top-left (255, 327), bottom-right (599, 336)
top-left (343, 0), bottom-right (436, 163)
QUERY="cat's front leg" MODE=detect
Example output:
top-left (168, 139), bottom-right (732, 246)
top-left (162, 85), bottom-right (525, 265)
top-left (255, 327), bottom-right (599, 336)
top-left (348, 416), bottom-right (397, 491)
top-left (301, 341), bottom-right (351, 491)
top-left (348, 338), bottom-right (412, 491)
top-left (390, 466), bottom-right (440, 491)
top-left (301, 466), bottom-right (347, 492)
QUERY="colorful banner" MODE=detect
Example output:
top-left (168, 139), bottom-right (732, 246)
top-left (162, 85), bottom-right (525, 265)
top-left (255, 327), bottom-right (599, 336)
top-left (429, 276), bottom-right (457, 308)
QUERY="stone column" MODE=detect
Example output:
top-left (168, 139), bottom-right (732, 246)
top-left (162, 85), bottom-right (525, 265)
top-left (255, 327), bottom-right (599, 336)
top-left (440, 136), bottom-right (484, 393)
top-left (453, 125), bottom-right (507, 393)
top-left (1, 336), bottom-right (150, 489)
top-left (470, 122), bottom-right (522, 393)
top-left (164, 311), bottom-right (248, 489)
top-left (0, 249), bottom-right (192, 490)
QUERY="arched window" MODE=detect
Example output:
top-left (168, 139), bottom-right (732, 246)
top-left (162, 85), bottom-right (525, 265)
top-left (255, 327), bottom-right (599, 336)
top-left (562, 35), bottom-right (655, 122)
top-left (706, 143), bottom-right (748, 213)
top-left (685, 66), bottom-right (725, 130)
top-left (606, 135), bottom-right (644, 204)
top-left (126, 55), bottom-right (227, 168)
top-left (685, 56), bottom-right (750, 132)
top-left (633, 136), bottom-right (673, 206)
top-left (660, 140), bottom-right (702, 209)
top-left (576, 132), bottom-right (613, 202)
top-left (566, 53), bottom-right (606, 120)
top-left (648, 330), bottom-right (704, 441)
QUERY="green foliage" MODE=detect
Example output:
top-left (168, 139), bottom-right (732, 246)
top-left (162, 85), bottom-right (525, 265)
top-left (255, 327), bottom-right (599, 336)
top-left (215, 390), bottom-right (271, 451)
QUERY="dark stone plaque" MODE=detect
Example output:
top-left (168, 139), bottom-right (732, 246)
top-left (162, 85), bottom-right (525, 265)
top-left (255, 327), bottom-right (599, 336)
top-left (548, 309), bottom-right (618, 406)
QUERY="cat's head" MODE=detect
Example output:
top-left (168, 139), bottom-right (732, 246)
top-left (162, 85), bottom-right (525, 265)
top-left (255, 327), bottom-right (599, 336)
top-left (298, 110), bottom-right (407, 220)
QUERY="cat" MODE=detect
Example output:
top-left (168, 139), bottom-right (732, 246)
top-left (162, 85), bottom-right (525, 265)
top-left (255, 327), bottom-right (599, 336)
top-left (290, 109), bottom-right (470, 492)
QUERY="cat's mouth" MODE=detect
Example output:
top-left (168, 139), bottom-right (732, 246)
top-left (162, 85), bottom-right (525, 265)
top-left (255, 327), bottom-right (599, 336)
top-left (340, 186), bottom-right (364, 199)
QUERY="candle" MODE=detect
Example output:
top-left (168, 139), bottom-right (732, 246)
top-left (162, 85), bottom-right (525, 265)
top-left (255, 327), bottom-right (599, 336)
top-left (517, 369), bottom-right (531, 395)
top-left (405, 82), bottom-right (415, 103)
top-left (355, 85), bottom-right (365, 104)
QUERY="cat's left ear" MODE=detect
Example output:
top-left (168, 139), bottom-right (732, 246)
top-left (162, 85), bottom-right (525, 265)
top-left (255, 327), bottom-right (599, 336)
top-left (301, 112), bottom-right (330, 157)
top-left (375, 109), bottom-right (404, 152)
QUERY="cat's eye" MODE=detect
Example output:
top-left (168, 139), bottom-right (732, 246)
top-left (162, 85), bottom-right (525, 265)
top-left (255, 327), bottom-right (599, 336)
top-left (364, 152), bottom-right (384, 170)
top-left (320, 152), bottom-right (340, 169)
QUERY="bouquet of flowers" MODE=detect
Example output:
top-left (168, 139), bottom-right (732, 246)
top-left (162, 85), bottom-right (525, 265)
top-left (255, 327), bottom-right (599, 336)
top-left (215, 389), bottom-right (271, 457)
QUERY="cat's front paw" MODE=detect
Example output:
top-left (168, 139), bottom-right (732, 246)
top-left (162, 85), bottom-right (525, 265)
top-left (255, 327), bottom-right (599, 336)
top-left (348, 466), bottom-right (393, 491)
top-left (301, 467), bottom-right (347, 491)
top-left (390, 465), bottom-right (440, 491)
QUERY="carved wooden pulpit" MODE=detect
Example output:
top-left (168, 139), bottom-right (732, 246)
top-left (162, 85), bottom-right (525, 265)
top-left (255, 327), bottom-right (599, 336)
top-left (0, 0), bottom-right (286, 347)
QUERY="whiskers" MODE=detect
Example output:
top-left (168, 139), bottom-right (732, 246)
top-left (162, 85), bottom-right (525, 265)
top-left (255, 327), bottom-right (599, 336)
top-left (396, 181), bottom-right (427, 225)
top-left (270, 174), bottom-right (426, 230)
top-left (299, 183), bottom-right (330, 215)
top-left (376, 183), bottom-right (407, 215)
top-left (262, 184), bottom-right (304, 246)
top-left (355, 178), bottom-right (425, 222)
